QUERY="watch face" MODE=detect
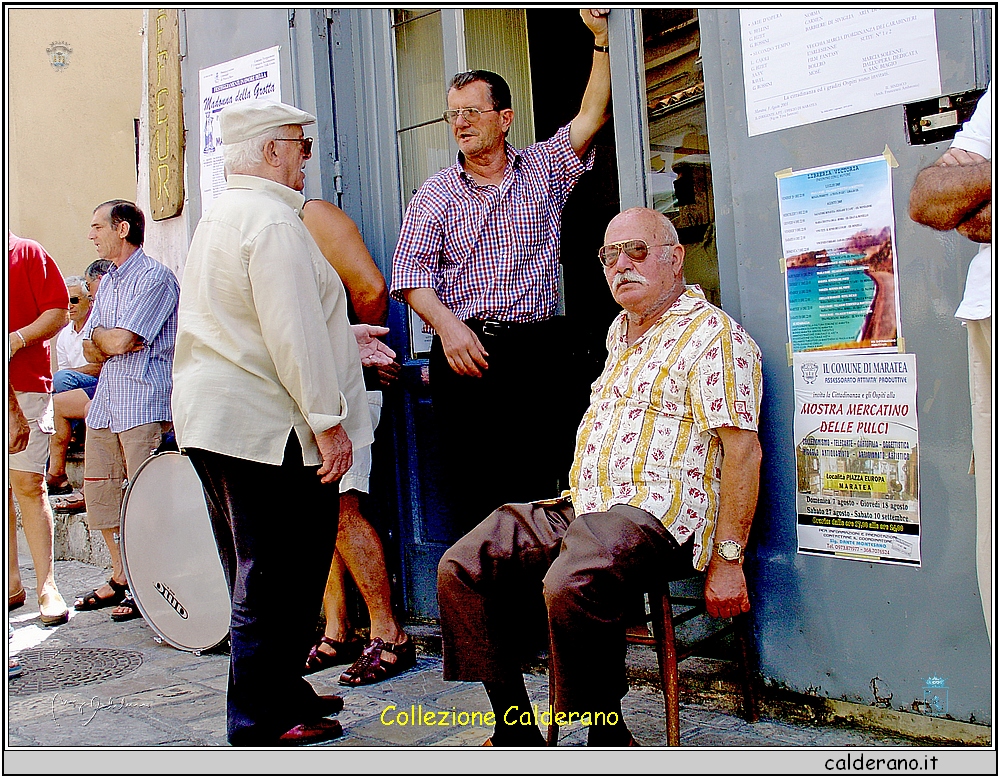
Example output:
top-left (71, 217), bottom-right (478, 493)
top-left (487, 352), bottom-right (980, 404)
top-left (717, 540), bottom-right (742, 561)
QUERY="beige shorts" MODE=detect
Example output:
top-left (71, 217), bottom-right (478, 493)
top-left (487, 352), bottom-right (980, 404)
top-left (340, 391), bottom-right (383, 495)
top-left (9, 391), bottom-right (54, 475)
top-left (83, 421), bottom-right (171, 531)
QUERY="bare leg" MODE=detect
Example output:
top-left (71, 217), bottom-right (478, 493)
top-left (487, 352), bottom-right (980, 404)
top-left (320, 551), bottom-right (351, 643)
top-left (9, 470), bottom-right (66, 618)
top-left (9, 488), bottom-right (23, 597)
top-left (47, 389), bottom-right (89, 481)
top-left (335, 493), bottom-right (407, 649)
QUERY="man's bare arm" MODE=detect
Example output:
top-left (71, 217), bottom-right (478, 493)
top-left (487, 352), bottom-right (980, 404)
top-left (302, 199), bottom-right (389, 326)
top-left (909, 152), bottom-right (991, 231)
top-left (8, 308), bottom-right (68, 362)
top-left (569, 9), bottom-right (612, 159)
top-left (704, 426), bottom-right (762, 619)
top-left (9, 380), bottom-right (30, 454)
top-left (956, 200), bottom-right (992, 243)
top-left (90, 326), bottom-right (143, 357)
top-left (403, 287), bottom-right (490, 378)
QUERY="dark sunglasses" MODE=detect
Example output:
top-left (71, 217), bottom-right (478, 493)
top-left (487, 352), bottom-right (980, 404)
top-left (69, 296), bottom-right (82, 304)
top-left (273, 137), bottom-right (314, 156)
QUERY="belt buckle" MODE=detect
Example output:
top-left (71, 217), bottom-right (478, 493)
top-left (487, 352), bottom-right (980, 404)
top-left (481, 318), bottom-right (505, 338)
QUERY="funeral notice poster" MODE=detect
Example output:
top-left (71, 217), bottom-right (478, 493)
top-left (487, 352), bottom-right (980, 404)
top-left (199, 46), bottom-right (281, 214)
top-left (779, 155), bottom-right (902, 354)
top-left (742, 9), bottom-right (940, 136)
top-left (793, 353), bottom-right (919, 566)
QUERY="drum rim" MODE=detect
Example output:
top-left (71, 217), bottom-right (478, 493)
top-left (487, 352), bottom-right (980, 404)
top-left (120, 451), bottom-right (229, 653)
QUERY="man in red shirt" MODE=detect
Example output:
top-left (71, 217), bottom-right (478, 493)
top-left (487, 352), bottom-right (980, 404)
top-left (8, 231), bottom-right (70, 625)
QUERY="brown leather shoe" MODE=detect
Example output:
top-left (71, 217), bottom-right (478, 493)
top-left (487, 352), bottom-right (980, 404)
top-left (277, 718), bottom-right (344, 746)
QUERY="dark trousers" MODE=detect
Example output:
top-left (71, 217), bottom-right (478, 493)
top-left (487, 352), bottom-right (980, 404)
top-left (187, 434), bottom-right (340, 746)
top-left (437, 499), bottom-right (694, 717)
top-left (430, 318), bottom-right (574, 531)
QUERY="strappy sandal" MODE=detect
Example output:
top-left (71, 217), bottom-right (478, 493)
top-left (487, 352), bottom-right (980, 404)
top-left (303, 636), bottom-right (364, 675)
top-left (74, 578), bottom-right (127, 611)
top-left (338, 637), bottom-right (416, 686)
top-left (50, 490), bottom-right (85, 513)
top-left (111, 596), bottom-right (142, 622)
top-left (45, 474), bottom-right (73, 495)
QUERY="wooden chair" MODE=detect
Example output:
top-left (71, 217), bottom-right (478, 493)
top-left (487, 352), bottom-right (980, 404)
top-left (546, 577), bottom-right (760, 746)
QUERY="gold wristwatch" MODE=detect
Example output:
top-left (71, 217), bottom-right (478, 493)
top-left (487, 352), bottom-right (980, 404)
top-left (714, 539), bottom-right (744, 564)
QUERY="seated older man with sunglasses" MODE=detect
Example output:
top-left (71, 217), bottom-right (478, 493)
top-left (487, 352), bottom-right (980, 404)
top-left (437, 207), bottom-right (764, 747)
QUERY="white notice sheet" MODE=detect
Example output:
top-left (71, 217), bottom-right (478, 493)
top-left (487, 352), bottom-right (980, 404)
top-left (741, 9), bottom-right (941, 137)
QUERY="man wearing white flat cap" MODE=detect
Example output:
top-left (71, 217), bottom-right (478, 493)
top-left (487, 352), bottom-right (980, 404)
top-left (173, 100), bottom-right (380, 746)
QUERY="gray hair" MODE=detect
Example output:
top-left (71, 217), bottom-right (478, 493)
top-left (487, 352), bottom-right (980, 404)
top-left (223, 125), bottom-right (286, 175)
top-left (64, 275), bottom-right (89, 298)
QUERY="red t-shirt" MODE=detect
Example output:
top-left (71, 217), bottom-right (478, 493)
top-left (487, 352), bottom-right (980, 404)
top-left (8, 232), bottom-right (69, 393)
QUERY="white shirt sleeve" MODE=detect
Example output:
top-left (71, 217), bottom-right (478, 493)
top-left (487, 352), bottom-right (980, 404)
top-left (951, 82), bottom-right (992, 160)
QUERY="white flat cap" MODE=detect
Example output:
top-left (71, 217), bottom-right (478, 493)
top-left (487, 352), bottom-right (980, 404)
top-left (220, 100), bottom-right (316, 144)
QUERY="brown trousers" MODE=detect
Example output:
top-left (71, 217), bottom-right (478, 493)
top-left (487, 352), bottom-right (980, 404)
top-left (437, 498), bottom-right (694, 716)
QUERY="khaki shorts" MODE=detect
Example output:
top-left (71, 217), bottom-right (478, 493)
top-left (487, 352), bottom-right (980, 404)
top-left (339, 391), bottom-right (382, 495)
top-left (83, 422), bottom-right (171, 531)
top-left (9, 391), bottom-right (54, 475)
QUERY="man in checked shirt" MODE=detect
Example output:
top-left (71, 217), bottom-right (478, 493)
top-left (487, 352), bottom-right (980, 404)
top-left (437, 208), bottom-right (763, 746)
top-left (391, 9), bottom-right (612, 527)
top-left (73, 200), bottom-right (179, 622)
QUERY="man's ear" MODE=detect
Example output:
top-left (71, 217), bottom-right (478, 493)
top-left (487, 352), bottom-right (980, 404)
top-left (499, 108), bottom-right (515, 135)
top-left (117, 220), bottom-right (131, 240)
top-left (671, 243), bottom-right (686, 276)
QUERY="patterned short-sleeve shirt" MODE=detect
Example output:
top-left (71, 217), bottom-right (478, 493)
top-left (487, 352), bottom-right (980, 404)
top-left (390, 123), bottom-right (594, 330)
top-left (569, 286), bottom-right (763, 570)
top-left (84, 247), bottom-right (179, 433)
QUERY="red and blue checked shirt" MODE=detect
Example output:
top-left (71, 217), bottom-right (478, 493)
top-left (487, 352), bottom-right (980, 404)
top-left (391, 123), bottom-right (594, 331)
top-left (84, 248), bottom-right (179, 433)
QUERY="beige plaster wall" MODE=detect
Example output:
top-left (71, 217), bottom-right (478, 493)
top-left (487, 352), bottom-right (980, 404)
top-left (7, 8), bottom-right (143, 277)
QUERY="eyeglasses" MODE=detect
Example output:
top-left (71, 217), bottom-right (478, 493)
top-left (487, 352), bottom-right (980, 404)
top-left (597, 239), bottom-right (674, 267)
top-left (442, 108), bottom-right (499, 125)
top-left (273, 137), bottom-right (313, 157)
top-left (68, 296), bottom-right (82, 304)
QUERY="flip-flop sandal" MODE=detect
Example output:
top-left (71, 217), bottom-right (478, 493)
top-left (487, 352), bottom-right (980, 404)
top-left (74, 578), bottom-right (127, 611)
top-left (50, 490), bottom-right (86, 513)
top-left (338, 637), bottom-right (416, 686)
top-left (110, 596), bottom-right (142, 622)
top-left (303, 636), bottom-right (364, 675)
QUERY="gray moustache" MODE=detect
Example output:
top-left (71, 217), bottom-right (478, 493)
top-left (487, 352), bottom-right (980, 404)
top-left (612, 270), bottom-right (648, 291)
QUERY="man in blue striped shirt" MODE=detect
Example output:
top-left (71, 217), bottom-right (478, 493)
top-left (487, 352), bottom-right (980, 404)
top-left (74, 200), bottom-right (179, 621)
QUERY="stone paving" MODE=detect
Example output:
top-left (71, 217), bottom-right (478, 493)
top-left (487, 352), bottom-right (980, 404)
top-left (9, 552), bottom-right (942, 754)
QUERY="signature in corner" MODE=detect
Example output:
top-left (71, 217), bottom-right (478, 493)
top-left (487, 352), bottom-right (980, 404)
top-left (50, 693), bottom-right (151, 725)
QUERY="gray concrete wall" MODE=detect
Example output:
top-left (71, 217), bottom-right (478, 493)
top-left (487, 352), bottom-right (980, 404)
top-left (700, 8), bottom-right (991, 724)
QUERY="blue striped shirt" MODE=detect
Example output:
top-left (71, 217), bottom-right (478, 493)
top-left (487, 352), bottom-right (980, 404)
top-left (84, 247), bottom-right (179, 433)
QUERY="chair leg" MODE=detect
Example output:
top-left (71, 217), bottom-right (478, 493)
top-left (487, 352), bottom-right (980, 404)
top-left (546, 644), bottom-right (559, 746)
top-left (650, 591), bottom-right (680, 746)
top-left (734, 612), bottom-right (760, 723)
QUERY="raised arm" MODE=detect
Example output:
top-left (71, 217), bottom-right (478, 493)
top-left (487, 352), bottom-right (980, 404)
top-left (569, 9), bottom-right (612, 159)
top-left (703, 426), bottom-right (762, 619)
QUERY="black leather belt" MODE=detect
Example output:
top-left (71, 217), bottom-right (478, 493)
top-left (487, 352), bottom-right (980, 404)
top-left (466, 317), bottom-right (555, 338)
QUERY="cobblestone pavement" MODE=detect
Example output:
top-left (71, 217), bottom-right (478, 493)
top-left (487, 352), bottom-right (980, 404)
top-left (7, 555), bottom-right (991, 775)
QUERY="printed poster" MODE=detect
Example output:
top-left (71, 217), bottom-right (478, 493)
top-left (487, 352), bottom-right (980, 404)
top-left (778, 155), bottom-right (902, 353)
top-left (741, 9), bottom-right (941, 136)
top-left (199, 46), bottom-right (281, 215)
top-left (793, 353), bottom-right (919, 566)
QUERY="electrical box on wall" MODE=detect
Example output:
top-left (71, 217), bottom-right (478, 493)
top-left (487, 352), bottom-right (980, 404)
top-left (904, 88), bottom-right (987, 145)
